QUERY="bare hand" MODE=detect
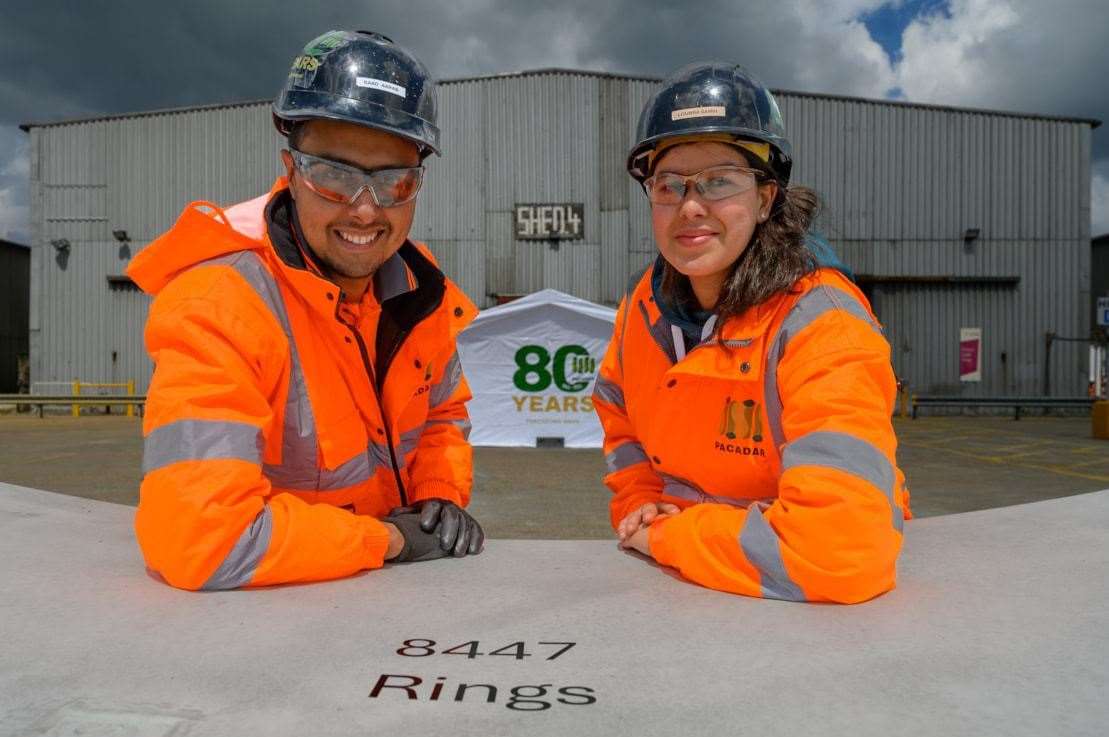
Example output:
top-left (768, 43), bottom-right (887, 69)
top-left (383, 522), bottom-right (405, 561)
top-left (619, 524), bottom-right (652, 556)
top-left (616, 502), bottom-right (680, 543)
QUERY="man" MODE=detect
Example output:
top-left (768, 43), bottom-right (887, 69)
top-left (127, 30), bottom-right (484, 591)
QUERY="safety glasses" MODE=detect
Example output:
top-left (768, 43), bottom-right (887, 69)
top-left (288, 148), bottom-right (425, 207)
top-left (643, 165), bottom-right (764, 205)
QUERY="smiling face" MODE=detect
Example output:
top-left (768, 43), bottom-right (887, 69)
top-left (650, 141), bottom-right (778, 309)
top-left (280, 119), bottom-right (421, 300)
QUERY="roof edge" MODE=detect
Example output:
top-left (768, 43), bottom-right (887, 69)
top-left (19, 68), bottom-right (1102, 130)
top-left (21, 98), bottom-right (272, 131)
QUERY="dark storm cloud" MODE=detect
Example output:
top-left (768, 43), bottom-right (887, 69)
top-left (1, 0), bottom-right (1108, 238)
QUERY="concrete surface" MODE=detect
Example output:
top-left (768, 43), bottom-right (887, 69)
top-left (0, 414), bottom-right (1107, 538)
top-left (1, 482), bottom-right (1106, 736)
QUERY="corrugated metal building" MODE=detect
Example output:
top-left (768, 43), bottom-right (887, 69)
top-left (0, 238), bottom-right (31, 393)
top-left (22, 69), bottom-right (1098, 397)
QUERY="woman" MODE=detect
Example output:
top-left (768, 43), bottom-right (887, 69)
top-left (592, 63), bottom-right (911, 604)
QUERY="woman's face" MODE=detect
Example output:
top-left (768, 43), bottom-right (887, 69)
top-left (649, 142), bottom-right (777, 306)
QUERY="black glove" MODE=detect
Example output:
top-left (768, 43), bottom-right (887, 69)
top-left (385, 511), bottom-right (450, 563)
top-left (390, 498), bottom-right (484, 557)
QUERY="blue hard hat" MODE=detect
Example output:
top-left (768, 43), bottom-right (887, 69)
top-left (273, 30), bottom-right (440, 156)
top-left (628, 62), bottom-right (792, 185)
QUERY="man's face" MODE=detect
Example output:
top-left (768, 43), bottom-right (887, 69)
top-left (280, 119), bottom-right (421, 298)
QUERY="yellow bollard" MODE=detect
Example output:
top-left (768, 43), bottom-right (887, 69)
top-left (71, 380), bottom-right (81, 417)
top-left (126, 379), bottom-right (136, 418)
top-left (1093, 401), bottom-right (1109, 440)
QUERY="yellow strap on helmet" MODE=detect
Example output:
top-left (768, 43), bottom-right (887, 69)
top-left (645, 133), bottom-right (771, 173)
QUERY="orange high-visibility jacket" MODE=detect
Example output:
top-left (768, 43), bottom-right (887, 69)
top-left (127, 179), bottom-right (477, 591)
top-left (593, 264), bottom-right (911, 604)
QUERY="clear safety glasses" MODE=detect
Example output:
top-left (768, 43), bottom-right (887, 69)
top-left (643, 165), bottom-right (764, 206)
top-left (288, 148), bottom-right (425, 207)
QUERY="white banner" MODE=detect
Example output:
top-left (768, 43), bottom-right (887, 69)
top-left (458, 290), bottom-right (616, 448)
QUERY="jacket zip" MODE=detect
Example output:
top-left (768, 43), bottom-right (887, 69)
top-left (337, 302), bottom-right (410, 508)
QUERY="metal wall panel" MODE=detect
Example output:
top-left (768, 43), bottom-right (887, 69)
top-left (27, 73), bottom-right (1096, 396)
top-left (413, 80), bottom-right (487, 300)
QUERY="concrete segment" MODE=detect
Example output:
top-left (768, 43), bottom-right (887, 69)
top-left (1, 483), bottom-right (1107, 736)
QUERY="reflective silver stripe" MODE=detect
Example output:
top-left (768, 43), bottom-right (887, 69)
top-left (374, 251), bottom-right (414, 302)
top-left (592, 375), bottom-right (625, 409)
top-left (700, 314), bottom-right (718, 342)
top-left (702, 494), bottom-right (775, 509)
top-left (204, 252), bottom-right (319, 487)
top-left (605, 441), bottom-right (649, 473)
top-left (637, 300), bottom-right (677, 364)
top-left (317, 451), bottom-right (377, 491)
top-left (201, 506), bottom-right (273, 591)
top-left (143, 419), bottom-right (262, 474)
top-left (659, 473), bottom-right (705, 502)
top-left (739, 502), bottom-right (806, 601)
top-left (429, 417), bottom-right (472, 440)
top-left (429, 351), bottom-right (463, 409)
top-left (369, 439), bottom-right (393, 470)
top-left (393, 425), bottom-right (425, 469)
top-left (658, 473), bottom-right (771, 509)
top-left (782, 431), bottom-right (903, 531)
top-left (764, 286), bottom-right (883, 451)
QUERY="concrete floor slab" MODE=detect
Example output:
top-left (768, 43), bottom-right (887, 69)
top-left (1, 483), bottom-right (1106, 736)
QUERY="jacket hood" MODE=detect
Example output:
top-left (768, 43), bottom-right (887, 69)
top-left (127, 178), bottom-right (288, 295)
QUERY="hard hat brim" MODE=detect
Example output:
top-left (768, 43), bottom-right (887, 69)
top-left (273, 90), bottom-right (441, 157)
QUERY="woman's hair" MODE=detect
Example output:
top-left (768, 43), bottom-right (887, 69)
top-left (659, 175), bottom-right (822, 340)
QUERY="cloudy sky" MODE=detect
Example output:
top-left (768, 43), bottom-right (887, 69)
top-left (2, 0), bottom-right (1108, 243)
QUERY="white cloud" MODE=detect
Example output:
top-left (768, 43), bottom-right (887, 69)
top-left (896, 0), bottom-right (1019, 105)
top-left (1092, 163), bottom-right (1109, 237)
top-left (0, 186), bottom-right (28, 243)
top-left (0, 125), bottom-right (29, 243)
top-left (793, 14), bottom-right (896, 99)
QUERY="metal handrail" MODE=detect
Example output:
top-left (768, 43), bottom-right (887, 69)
top-left (911, 395), bottom-right (1095, 420)
top-left (0, 394), bottom-right (146, 418)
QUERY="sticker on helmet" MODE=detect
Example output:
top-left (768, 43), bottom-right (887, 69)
top-left (304, 31), bottom-right (346, 56)
top-left (671, 106), bottom-right (727, 121)
top-left (356, 77), bottom-right (407, 99)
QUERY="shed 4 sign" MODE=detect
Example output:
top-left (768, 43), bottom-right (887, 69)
top-left (514, 203), bottom-right (584, 240)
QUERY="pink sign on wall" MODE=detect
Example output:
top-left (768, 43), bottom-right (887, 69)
top-left (960, 327), bottom-right (982, 382)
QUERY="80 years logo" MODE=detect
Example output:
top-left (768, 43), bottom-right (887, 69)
top-left (510, 344), bottom-right (598, 414)
top-left (512, 345), bottom-right (597, 393)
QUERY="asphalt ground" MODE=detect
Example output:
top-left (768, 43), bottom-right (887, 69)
top-left (0, 413), bottom-right (1106, 539)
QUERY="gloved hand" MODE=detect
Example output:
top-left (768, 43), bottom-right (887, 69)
top-left (389, 498), bottom-right (484, 557)
top-left (385, 511), bottom-right (450, 563)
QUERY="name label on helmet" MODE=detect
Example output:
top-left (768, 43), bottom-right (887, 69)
top-left (671, 106), bottom-right (726, 121)
top-left (356, 77), bottom-right (407, 99)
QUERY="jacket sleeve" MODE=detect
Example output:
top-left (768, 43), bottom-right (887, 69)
top-left (593, 295), bottom-right (665, 528)
top-left (648, 288), bottom-right (909, 604)
top-left (405, 345), bottom-right (474, 507)
top-left (136, 268), bottom-right (391, 591)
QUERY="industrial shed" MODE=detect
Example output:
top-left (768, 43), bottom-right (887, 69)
top-left (21, 68), bottom-right (1099, 397)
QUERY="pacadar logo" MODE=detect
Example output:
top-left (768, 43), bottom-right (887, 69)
top-left (511, 344), bottom-right (598, 414)
top-left (715, 397), bottom-right (767, 457)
